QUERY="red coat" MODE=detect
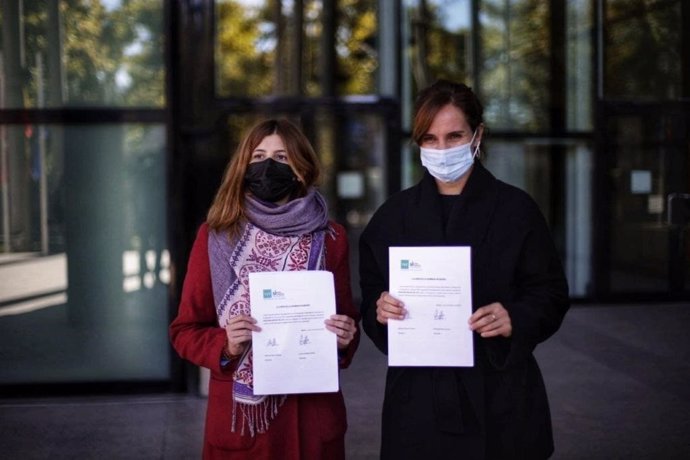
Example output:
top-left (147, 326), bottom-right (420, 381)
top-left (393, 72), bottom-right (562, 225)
top-left (170, 222), bottom-right (360, 459)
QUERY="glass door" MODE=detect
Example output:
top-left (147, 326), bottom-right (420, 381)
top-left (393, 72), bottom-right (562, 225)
top-left (597, 102), bottom-right (689, 298)
top-left (595, 0), bottom-right (689, 299)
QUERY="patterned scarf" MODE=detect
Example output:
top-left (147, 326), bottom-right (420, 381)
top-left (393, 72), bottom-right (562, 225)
top-left (208, 188), bottom-right (330, 436)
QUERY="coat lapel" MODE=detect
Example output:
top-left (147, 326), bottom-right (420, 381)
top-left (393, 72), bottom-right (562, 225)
top-left (402, 172), bottom-right (446, 244)
top-left (402, 163), bottom-right (499, 247)
top-left (445, 162), bottom-right (499, 247)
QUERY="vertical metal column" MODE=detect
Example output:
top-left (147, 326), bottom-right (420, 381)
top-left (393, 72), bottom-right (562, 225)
top-left (36, 53), bottom-right (48, 255)
top-left (321, 0), bottom-right (336, 97)
top-left (1, 0), bottom-right (30, 252)
top-left (549, 0), bottom-right (567, 257)
top-left (378, 0), bottom-right (400, 98)
top-left (0, 56), bottom-right (9, 253)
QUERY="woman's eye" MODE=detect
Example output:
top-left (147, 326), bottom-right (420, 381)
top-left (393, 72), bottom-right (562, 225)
top-left (276, 154), bottom-right (289, 162)
top-left (251, 153), bottom-right (264, 161)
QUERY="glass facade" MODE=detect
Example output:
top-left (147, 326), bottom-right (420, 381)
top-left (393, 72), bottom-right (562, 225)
top-left (0, 1), bottom-right (165, 108)
top-left (478, 0), bottom-right (552, 132)
top-left (604, 0), bottom-right (683, 100)
top-left (566, 0), bottom-right (592, 131)
top-left (604, 106), bottom-right (689, 293)
top-left (0, 0), bottom-right (687, 392)
top-left (402, 0), bottom-right (473, 90)
top-left (600, 0), bottom-right (689, 295)
top-left (484, 140), bottom-right (593, 296)
top-left (215, 0), bottom-right (378, 97)
top-left (0, 1), bottom-right (168, 389)
top-left (0, 124), bottom-right (169, 383)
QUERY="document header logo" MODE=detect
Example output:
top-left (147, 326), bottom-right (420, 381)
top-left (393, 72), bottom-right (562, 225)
top-left (263, 288), bottom-right (286, 299)
top-left (400, 259), bottom-right (421, 270)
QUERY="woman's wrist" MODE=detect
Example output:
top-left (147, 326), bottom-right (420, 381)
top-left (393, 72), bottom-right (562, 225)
top-left (222, 341), bottom-right (240, 360)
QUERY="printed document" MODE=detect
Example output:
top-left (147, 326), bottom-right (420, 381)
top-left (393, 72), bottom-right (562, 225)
top-left (249, 270), bottom-right (339, 395)
top-left (388, 246), bottom-right (474, 367)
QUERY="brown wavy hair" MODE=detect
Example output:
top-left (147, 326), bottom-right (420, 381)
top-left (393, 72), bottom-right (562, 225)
top-left (412, 79), bottom-right (484, 145)
top-left (206, 118), bottom-right (321, 235)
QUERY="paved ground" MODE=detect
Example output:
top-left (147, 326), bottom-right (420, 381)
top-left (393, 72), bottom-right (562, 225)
top-left (1, 302), bottom-right (689, 459)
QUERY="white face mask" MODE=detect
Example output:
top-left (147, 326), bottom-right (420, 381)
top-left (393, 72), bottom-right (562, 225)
top-left (420, 130), bottom-right (480, 183)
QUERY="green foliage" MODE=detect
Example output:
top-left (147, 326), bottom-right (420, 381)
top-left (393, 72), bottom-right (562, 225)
top-left (605, 0), bottom-right (681, 100)
top-left (11, 0), bottom-right (165, 107)
top-left (407, 0), bottom-right (470, 91)
top-left (480, 0), bottom-right (550, 131)
top-left (215, 0), bottom-right (274, 97)
top-left (214, 0), bottom-right (379, 97)
top-left (336, 0), bottom-right (377, 95)
top-left (115, 0), bottom-right (165, 106)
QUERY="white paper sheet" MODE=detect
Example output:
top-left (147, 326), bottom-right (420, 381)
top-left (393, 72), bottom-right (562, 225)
top-left (388, 246), bottom-right (474, 367)
top-left (249, 270), bottom-right (339, 395)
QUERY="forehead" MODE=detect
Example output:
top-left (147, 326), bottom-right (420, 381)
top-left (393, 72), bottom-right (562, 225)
top-left (254, 133), bottom-right (286, 150)
top-left (426, 104), bottom-right (471, 133)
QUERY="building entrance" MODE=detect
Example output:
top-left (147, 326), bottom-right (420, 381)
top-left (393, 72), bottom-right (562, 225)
top-left (596, 101), bottom-right (689, 299)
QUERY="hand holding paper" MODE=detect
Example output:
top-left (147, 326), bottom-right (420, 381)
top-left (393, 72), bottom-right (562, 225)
top-left (224, 314), bottom-right (260, 357)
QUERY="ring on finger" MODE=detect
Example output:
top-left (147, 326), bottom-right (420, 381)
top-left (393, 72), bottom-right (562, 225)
top-left (491, 313), bottom-right (497, 322)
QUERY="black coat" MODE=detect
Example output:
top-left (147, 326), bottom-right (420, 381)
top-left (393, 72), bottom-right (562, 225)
top-left (359, 163), bottom-right (570, 459)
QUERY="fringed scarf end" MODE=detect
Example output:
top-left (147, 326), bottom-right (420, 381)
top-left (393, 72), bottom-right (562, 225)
top-left (231, 395), bottom-right (287, 437)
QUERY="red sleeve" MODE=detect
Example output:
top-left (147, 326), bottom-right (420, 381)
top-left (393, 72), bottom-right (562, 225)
top-left (169, 223), bottom-right (236, 375)
top-left (326, 222), bottom-right (360, 369)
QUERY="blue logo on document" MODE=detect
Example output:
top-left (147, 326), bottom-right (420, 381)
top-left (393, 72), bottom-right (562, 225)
top-left (263, 289), bottom-right (285, 299)
top-left (400, 259), bottom-right (421, 270)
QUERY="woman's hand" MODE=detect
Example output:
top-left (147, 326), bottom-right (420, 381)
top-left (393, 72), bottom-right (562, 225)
top-left (224, 314), bottom-right (261, 357)
top-left (375, 291), bottom-right (406, 325)
top-left (468, 302), bottom-right (512, 338)
top-left (325, 314), bottom-right (358, 350)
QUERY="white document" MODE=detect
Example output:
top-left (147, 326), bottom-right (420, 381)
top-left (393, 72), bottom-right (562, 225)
top-left (388, 246), bottom-right (474, 367)
top-left (249, 270), bottom-right (339, 395)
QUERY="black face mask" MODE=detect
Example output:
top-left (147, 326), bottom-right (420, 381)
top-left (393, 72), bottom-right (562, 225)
top-left (244, 158), bottom-right (300, 202)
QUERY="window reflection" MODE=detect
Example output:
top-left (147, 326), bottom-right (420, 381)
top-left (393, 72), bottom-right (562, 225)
top-left (484, 141), bottom-right (593, 297)
top-left (606, 110), bottom-right (686, 292)
top-left (479, 0), bottom-right (551, 131)
top-left (605, 0), bottom-right (682, 100)
top-left (215, 0), bottom-right (276, 97)
top-left (334, 0), bottom-right (378, 95)
top-left (566, 0), bottom-right (592, 131)
top-left (0, 124), bottom-right (169, 383)
top-left (215, 0), bottom-right (378, 97)
top-left (404, 0), bottom-right (472, 91)
top-left (0, 0), bottom-right (165, 109)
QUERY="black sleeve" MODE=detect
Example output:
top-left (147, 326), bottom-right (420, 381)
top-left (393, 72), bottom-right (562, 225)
top-left (497, 198), bottom-right (570, 369)
top-left (358, 216), bottom-right (391, 355)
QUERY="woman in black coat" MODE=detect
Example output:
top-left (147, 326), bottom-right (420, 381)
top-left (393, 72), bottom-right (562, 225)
top-left (359, 80), bottom-right (570, 459)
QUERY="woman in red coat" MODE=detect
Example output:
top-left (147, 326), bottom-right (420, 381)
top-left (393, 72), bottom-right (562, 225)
top-left (170, 119), bottom-right (360, 459)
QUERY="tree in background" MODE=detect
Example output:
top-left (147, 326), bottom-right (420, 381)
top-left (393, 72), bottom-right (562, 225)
top-left (480, 0), bottom-right (550, 132)
top-left (3, 0), bottom-right (165, 107)
top-left (605, 0), bottom-right (681, 100)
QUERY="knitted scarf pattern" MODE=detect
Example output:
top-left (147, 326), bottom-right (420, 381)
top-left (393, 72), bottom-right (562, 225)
top-left (208, 188), bottom-right (330, 437)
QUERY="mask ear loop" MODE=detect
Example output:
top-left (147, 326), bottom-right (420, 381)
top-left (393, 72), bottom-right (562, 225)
top-left (470, 129), bottom-right (481, 159)
top-left (472, 142), bottom-right (481, 159)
